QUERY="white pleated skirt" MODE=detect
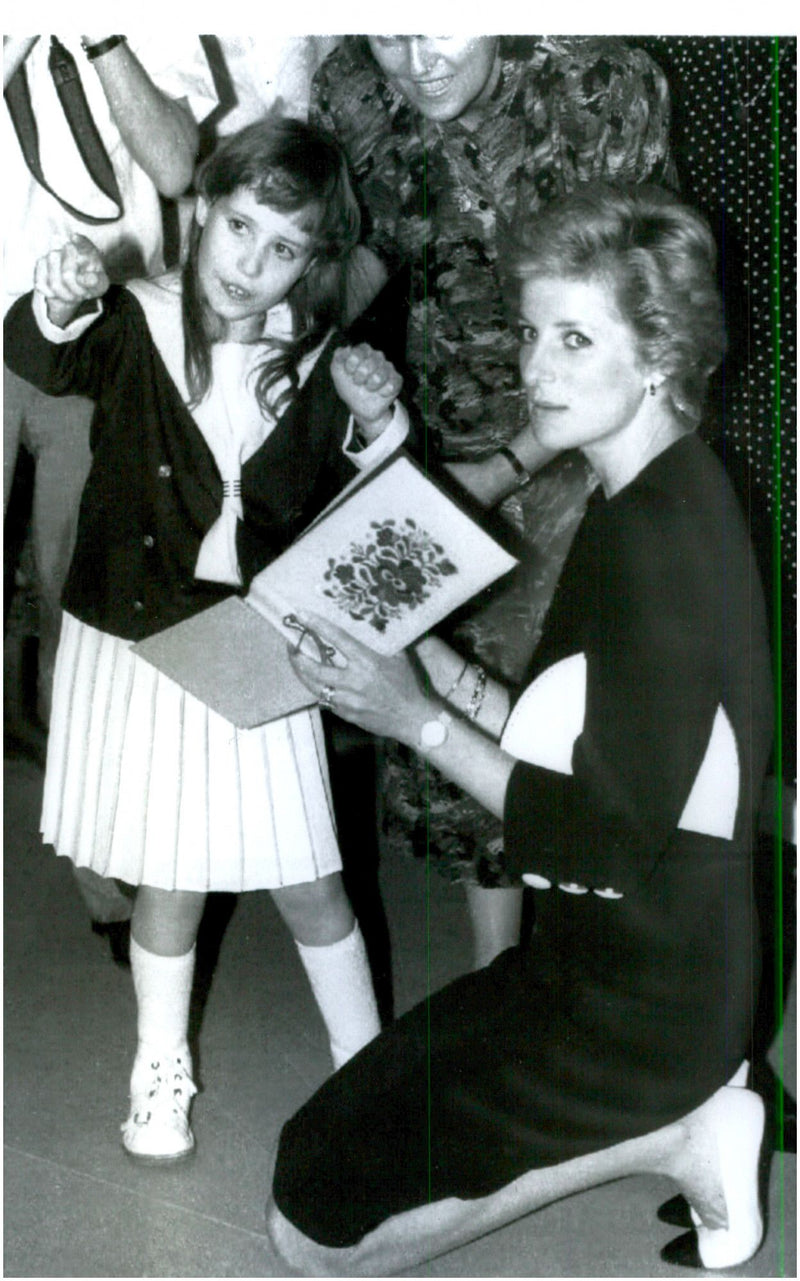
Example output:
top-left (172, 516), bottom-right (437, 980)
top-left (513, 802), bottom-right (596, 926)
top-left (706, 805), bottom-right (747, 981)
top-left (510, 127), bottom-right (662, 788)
top-left (41, 613), bottom-right (342, 892)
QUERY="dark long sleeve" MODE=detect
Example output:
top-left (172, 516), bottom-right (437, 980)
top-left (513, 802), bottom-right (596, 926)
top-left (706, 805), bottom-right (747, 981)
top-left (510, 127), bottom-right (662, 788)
top-left (503, 437), bottom-right (772, 895)
top-left (4, 289), bottom-right (128, 402)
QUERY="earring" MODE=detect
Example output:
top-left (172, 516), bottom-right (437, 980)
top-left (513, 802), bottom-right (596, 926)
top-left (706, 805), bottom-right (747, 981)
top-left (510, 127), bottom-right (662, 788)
top-left (649, 383), bottom-right (658, 397)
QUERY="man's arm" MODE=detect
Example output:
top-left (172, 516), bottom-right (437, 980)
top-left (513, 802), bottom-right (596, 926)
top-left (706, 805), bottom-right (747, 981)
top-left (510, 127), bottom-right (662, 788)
top-left (82, 36), bottom-right (198, 197)
top-left (3, 36), bottom-right (38, 89)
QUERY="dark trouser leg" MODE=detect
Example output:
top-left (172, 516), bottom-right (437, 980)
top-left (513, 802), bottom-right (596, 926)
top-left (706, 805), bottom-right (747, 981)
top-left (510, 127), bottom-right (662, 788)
top-left (4, 368), bottom-right (132, 926)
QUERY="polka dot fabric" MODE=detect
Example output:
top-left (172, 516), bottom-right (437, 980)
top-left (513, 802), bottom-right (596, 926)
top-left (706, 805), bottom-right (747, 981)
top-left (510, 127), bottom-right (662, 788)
top-left (638, 36), bottom-right (796, 775)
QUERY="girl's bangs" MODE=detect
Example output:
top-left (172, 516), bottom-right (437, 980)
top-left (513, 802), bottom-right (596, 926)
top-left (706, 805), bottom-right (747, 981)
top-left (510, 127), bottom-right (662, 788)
top-left (250, 168), bottom-right (313, 211)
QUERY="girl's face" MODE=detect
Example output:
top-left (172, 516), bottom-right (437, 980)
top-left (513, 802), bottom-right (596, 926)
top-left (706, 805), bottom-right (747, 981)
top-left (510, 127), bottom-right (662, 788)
top-left (196, 187), bottom-right (318, 340)
top-left (367, 36), bottom-right (499, 126)
top-left (516, 274), bottom-right (655, 479)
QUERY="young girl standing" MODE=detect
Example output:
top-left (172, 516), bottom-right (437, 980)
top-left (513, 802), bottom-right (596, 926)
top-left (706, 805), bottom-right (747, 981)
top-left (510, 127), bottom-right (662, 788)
top-left (4, 119), bottom-right (407, 1165)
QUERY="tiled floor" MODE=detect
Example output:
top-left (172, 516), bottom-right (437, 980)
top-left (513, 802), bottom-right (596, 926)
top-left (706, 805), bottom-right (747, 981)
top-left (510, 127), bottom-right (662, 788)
top-left (4, 751), bottom-right (797, 1278)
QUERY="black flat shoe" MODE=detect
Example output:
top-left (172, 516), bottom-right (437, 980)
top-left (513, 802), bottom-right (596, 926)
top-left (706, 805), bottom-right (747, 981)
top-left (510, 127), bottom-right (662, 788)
top-left (91, 919), bottom-right (131, 967)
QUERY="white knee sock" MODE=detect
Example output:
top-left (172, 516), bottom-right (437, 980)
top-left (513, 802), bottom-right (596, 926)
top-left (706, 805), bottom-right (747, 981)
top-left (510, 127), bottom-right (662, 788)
top-left (130, 937), bottom-right (195, 1067)
top-left (295, 923), bottom-right (380, 1070)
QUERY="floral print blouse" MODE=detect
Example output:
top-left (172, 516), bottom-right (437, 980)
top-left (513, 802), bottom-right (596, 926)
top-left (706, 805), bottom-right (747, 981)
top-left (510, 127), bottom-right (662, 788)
top-left (312, 37), bottom-right (674, 464)
top-left (311, 35), bottom-right (676, 882)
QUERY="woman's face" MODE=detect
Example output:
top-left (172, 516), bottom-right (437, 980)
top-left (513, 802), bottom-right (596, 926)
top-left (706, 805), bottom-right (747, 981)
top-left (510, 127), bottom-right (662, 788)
top-left (516, 274), bottom-right (654, 470)
top-left (367, 36), bottom-right (499, 124)
top-left (196, 187), bottom-right (317, 340)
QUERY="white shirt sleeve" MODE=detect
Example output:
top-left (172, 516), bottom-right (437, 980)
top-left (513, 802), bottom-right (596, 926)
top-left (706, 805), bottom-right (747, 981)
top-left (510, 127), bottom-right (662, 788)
top-left (342, 401), bottom-right (409, 470)
top-left (128, 36), bottom-right (218, 124)
top-left (32, 291), bottom-right (103, 344)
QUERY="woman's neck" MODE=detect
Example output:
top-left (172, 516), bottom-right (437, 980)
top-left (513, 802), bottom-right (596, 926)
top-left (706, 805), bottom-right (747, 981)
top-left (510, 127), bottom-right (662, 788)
top-left (584, 403), bottom-right (688, 498)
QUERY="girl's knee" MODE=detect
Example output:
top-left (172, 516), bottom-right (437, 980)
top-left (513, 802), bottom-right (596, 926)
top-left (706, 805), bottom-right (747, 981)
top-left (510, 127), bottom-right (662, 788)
top-left (136, 885), bottom-right (205, 914)
top-left (271, 874), bottom-right (354, 945)
top-left (132, 886), bottom-right (206, 954)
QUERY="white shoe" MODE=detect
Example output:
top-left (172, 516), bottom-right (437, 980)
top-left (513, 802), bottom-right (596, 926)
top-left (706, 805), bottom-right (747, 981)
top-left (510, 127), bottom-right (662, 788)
top-left (663, 1085), bottom-right (765, 1270)
top-left (121, 1048), bottom-right (197, 1164)
top-left (694, 1086), bottom-right (765, 1269)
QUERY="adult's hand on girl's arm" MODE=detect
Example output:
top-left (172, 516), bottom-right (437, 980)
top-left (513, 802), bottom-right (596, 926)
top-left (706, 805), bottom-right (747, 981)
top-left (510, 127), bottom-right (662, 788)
top-left (287, 613), bottom-right (515, 818)
top-left (33, 235), bottom-right (110, 329)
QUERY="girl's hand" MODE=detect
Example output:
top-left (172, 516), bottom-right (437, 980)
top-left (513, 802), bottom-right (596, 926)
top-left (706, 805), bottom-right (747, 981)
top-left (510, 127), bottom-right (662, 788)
top-left (287, 611), bottom-right (431, 744)
top-left (33, 234), bottom-right (110, 328)
top-left (332, 343), bottom-right (403, 443)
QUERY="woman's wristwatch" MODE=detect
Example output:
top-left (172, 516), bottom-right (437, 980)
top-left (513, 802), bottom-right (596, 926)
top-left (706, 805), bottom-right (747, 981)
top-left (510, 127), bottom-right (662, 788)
top-left (418, 708), bottom-right (452, 751)
top-left (497, 443), bottom-right (533, 490)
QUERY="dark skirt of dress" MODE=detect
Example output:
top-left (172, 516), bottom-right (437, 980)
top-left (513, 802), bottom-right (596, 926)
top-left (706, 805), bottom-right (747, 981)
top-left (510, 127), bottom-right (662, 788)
top-left (273, 826), bottom-right (758, 1248)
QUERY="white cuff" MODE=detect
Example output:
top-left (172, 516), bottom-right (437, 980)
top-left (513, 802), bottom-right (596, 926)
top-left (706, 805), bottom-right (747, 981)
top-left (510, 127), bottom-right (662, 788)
top-left (32, 291), bottom-right (103, 344)
top-left (342, 401), bottom-right (409, 470)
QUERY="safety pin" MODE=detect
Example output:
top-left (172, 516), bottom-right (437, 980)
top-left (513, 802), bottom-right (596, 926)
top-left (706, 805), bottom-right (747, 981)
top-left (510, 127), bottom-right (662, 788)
top-left (283, 614), bottom-right (338, 666)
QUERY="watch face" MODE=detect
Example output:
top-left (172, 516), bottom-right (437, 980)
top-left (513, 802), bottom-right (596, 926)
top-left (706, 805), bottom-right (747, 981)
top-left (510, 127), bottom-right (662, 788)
top-left (420, 717), bottom-right (448, 749)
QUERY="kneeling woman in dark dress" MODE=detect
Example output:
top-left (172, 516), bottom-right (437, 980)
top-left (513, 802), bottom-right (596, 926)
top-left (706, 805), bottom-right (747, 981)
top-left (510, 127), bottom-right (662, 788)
top-left (266, 184), bottom-right (774, 1276)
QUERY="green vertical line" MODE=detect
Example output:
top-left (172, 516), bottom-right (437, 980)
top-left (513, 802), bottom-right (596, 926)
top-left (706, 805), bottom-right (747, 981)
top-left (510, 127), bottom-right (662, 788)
top-left (420, 120), bottom-right (434, 1223)
top-left (769, 34), bottom-right (785, 1277)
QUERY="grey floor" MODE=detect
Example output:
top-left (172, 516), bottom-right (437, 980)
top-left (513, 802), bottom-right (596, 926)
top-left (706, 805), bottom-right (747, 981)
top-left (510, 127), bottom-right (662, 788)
top-left (3, 750), bottom-right (797, 1278)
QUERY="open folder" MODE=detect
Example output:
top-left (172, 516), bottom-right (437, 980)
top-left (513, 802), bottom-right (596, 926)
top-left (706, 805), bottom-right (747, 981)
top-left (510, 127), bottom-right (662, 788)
top-left (133, 452), bottom-right (518, 728)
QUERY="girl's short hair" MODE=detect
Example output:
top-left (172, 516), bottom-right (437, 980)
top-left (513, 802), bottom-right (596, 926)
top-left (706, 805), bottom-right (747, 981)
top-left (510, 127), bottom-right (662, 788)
top-left (184, 117), bottom-right (361, 414)
top-left (505, 184), bottom-right (727, 426)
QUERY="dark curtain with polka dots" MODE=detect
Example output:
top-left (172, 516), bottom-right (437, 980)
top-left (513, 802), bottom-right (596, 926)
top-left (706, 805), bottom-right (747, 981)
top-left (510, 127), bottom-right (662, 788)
top-left (635, 36), bottom-right (796, 788)
top-left (633, 37), bottom-right (795, 1095)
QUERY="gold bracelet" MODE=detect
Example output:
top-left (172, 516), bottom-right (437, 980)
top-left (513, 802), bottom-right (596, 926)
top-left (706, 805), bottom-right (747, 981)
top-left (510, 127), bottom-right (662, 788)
top-left (443, 658), bottom-right (469, 701)
top-left (466, 665), bottom-right (487, 722)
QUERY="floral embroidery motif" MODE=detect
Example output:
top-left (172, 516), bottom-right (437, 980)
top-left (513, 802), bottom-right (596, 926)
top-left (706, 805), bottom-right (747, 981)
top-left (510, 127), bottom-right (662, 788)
top-left (323, 519), bottom-right (457, 633)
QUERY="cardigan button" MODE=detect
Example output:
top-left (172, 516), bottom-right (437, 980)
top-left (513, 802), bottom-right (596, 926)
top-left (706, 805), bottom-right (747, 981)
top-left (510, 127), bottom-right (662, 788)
top-left (143, 534), bottom-right (155, 549)
top-left (558, 882), bottom-right (589, 895)
top-left (593, 887), bottom-right (624, 899)
top-left (158, 463), bottom-right (172, 479)
top-left (132, 600), bottom-right (144, 612)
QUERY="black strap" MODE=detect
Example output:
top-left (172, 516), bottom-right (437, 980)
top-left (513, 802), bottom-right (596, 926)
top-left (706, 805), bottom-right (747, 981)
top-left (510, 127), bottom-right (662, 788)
top-left (4, 36), bottom-right (123, 225)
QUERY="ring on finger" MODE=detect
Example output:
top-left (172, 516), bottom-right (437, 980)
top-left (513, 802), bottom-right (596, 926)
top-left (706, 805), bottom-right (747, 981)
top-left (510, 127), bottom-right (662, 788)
top-left (319, 684), bottom-right (336, 711)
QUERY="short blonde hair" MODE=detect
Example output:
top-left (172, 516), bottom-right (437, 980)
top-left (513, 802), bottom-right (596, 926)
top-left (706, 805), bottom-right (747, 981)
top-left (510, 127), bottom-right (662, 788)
top-left (505, 183), bottom-right (727, 426)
